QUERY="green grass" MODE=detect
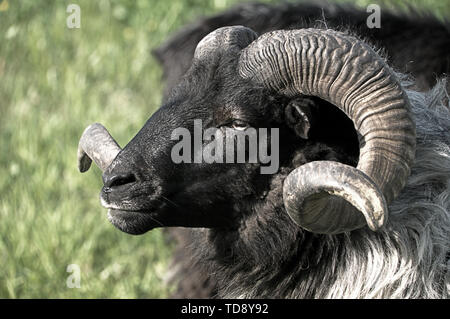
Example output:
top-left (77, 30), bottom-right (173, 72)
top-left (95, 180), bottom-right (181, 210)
top-left (0, 0), bottom-right (447, 298)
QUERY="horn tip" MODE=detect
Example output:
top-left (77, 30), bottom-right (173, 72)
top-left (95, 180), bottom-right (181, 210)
top-left (78, 154), bottom-right (92, 173)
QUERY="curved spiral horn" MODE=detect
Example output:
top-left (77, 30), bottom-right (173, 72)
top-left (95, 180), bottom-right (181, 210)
top-left (77, 123), bottom-right (121, 173)
top-left (237, 28), bottom-right (416, 234)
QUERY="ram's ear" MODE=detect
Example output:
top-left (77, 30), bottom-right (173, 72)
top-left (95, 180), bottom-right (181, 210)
top-left (284, 98), bottom-right (316, 140)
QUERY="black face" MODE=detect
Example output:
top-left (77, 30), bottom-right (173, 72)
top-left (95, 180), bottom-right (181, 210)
top-left (100, 50), bottom-right (359, 235)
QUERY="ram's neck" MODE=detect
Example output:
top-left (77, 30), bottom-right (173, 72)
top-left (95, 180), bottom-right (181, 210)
top-left (192, 150), bottom-right (449, 299)
top-left (197, 213), bottom-right (447, 298)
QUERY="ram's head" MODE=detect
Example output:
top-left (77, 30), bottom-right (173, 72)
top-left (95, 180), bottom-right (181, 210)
top-left (78, 27), bottom-right (415, 236)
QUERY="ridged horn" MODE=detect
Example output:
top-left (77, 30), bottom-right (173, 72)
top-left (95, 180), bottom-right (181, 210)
top-left (194, 26), bottom-right (258, 60)
top-left (77, 123), bottom-right (121, 173)
top-left (238, 28), bottom-right (416, 234)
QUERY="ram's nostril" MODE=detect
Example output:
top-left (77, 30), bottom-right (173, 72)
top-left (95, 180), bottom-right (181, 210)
top-left (104, 173), bottom-right (137, 188)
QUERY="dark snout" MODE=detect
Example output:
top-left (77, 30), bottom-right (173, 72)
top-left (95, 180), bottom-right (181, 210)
top-left (101, 155), bottom-right (142, 208)
top-left (103, 171), bottom-right (137, 189)
top-left (99, 150), bottom-right (169, 235)
top-left (101, 168), bottom-right (140, 211)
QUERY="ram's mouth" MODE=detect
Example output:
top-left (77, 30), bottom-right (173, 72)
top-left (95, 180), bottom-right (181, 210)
top-left (106, 208), bottom-right (164, 235)
top-left (100, 194), bottom-right (166, 235)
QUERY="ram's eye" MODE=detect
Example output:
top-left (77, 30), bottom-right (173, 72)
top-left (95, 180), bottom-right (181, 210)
top-left (231, 120), bottom-right (249, 131)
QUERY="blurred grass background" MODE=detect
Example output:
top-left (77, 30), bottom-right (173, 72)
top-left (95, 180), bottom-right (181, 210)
top-left (0, 0), bottom-right (448, 298)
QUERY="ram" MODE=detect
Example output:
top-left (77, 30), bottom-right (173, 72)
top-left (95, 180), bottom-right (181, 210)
top-left (77, 7), bottom-right (450, 298)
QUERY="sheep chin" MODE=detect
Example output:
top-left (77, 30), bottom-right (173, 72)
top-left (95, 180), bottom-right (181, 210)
top-left (107, 209), bottom-right (159, 235)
